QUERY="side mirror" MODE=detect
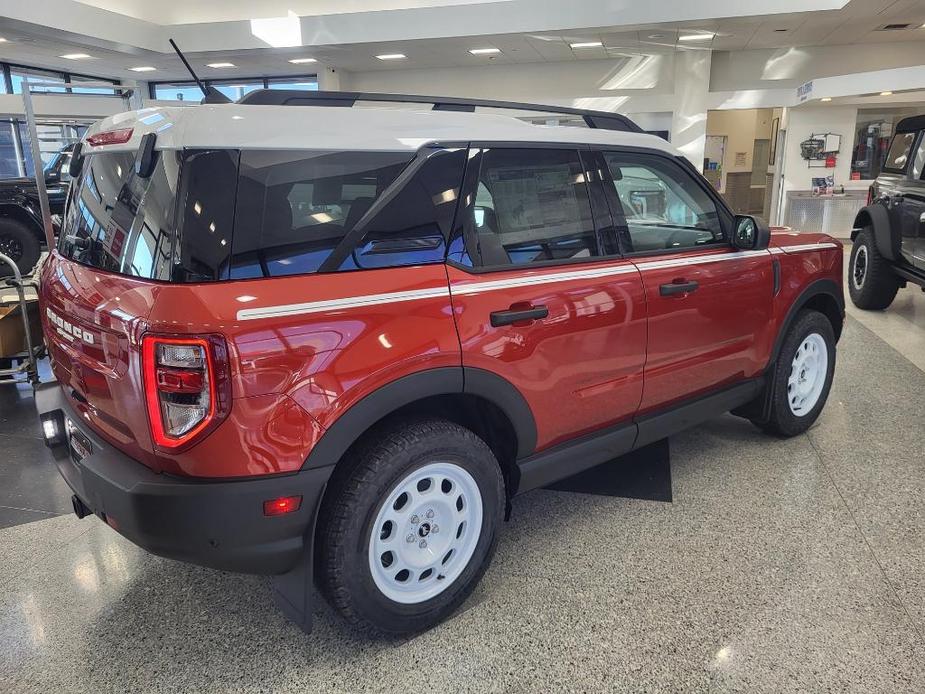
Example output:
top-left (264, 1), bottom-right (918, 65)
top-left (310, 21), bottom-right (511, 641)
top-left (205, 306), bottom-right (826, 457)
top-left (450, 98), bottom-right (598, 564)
top-left (733, 214), bottom-right (771, 251)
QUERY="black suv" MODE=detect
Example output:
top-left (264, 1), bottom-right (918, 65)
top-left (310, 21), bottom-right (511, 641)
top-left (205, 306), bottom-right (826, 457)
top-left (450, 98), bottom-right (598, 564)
top-left (0, 145), bottom-right (72, 275)
top-left (849, 115), bottom-right (925, 309)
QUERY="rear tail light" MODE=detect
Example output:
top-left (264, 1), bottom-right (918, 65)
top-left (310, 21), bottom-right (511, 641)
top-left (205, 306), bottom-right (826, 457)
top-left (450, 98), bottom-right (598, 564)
top-left (86, 128), bottom-right (134, 147)
top-left (142, 335), bottom-right (231, 450)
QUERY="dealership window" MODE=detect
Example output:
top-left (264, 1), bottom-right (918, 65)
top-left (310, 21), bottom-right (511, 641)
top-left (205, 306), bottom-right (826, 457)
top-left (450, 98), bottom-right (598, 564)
top-left (851, 107), bottom-right (922, 180)
top-left (10, 66), bottom-right (66, 93)
top-left (151, 76), bottom-right (318, 102)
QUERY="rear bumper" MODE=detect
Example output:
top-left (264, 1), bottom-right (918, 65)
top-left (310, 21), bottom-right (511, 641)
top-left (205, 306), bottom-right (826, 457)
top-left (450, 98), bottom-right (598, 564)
top-left (34, 381), bottom-right (332, 575)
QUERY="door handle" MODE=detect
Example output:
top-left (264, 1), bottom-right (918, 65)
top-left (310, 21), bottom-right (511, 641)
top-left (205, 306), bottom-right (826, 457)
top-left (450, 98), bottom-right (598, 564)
top-left (659, 280), bottom-right (699, 297)
top-left (490, 304), bottom-right (549, 327)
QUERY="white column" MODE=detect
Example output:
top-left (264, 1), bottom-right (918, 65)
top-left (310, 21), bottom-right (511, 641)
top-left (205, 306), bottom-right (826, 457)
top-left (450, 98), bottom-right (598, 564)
top-left (671, 48), bottom-right (712, 168)
top-left (318, 67), bottom-right (343, 91)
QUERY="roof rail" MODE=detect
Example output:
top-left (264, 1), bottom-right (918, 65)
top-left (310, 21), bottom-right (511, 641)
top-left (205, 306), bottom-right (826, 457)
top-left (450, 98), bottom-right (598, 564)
top-left (236, 89), bottom-right (643, 133)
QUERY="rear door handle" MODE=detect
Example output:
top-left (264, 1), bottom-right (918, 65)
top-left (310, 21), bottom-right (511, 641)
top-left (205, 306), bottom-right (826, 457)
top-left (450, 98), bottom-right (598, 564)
top-left (659, 280), bottom-right (699, 297)
top-left (490, 305), bottom-right (548, 327)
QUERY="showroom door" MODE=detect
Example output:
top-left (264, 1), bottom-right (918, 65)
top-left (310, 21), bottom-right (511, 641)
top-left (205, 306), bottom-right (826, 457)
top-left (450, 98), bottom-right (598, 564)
top-left (447, 145), bottom-right (647, 453)
top-left (598, 149), bottom-right (775, 415)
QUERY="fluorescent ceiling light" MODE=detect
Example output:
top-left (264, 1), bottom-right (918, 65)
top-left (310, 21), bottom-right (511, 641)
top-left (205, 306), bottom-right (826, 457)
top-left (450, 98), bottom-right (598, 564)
top-left (569, 41), bottom-right (603, 48)
top-left (880, 91), bottom-right (893, 96)
top-left (820, 97), bottom-right (832, 102)
top-left (678, 32), bottom-right (715, 42)
top-left (288, 57), bottom-right (317, 64)
top-left (60, 53), bottom-right (92, 60)
top-left (250, 11), bottom-right (301, 48)
top-left (130, 66), bottom-right (157, 72)
top-left (469, 48), bottom-right (501, 55)
top-left (376, 53), bottom-right (407, 60)
top-left (207, 62), bottom-right (235, 68)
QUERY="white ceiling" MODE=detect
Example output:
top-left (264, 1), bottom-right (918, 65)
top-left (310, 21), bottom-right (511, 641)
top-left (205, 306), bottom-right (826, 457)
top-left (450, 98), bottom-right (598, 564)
top-left (0, 0), bottom-right (923, 81)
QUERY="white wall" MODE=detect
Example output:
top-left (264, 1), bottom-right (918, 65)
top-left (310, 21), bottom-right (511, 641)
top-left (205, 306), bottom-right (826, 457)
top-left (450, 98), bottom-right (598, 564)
top-left (710, 42), bottom-right (925, 92)
top-left (779, 105), bottom-right (858, 194)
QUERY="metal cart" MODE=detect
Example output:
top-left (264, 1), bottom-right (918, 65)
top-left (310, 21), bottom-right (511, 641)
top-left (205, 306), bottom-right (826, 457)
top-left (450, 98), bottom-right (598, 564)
top-left (0, 251), bottom-right (43, 386)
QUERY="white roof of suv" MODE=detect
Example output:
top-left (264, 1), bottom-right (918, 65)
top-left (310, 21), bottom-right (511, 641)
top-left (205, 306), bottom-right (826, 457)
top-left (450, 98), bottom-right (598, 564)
top-left (85, 104), bottom-right (680, 156)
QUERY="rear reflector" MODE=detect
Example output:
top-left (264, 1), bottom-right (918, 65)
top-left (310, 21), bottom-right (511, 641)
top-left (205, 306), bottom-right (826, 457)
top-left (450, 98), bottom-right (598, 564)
top-left (264, 496), bottom-right (303, 516)
top-left (86, 128), bottom-right (133, 147)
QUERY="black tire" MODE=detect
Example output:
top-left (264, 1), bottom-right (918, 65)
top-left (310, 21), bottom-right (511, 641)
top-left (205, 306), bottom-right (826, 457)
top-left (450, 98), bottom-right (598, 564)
top-left (848, 227), bottom-right (899, 310)
top-left (317, 418), bottom-right (504, 634)
top-left (0, 218), bottom-right (41, 277)
top-left (755, 310), bottom-right (836, 437)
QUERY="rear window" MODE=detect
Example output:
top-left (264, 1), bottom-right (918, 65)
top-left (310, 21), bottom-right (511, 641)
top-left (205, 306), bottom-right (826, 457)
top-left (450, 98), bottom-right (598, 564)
top-left (59, 151), bottom-right (179, 280)
top-left (883, 132), bottom-right (916, 173)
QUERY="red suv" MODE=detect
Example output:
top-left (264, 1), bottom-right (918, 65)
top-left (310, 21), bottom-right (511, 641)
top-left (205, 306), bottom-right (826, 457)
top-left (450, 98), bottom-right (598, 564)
top-left (35, 92), bottom-right (844, 634)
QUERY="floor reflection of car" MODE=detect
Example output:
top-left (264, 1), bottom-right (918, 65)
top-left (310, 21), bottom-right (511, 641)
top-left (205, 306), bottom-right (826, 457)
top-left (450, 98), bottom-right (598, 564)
top-left (0, 144), bottom-right (73, 275)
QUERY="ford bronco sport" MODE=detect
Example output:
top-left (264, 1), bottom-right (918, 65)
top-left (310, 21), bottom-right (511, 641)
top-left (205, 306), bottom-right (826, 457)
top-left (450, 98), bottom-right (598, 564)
top-left (35, 92), bottom-right (844, 634)
top-left (848, 115), bottom-right (925, 309)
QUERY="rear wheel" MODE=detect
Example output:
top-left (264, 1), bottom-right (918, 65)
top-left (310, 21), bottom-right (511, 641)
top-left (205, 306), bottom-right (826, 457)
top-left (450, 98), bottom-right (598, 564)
top-left (755, 310), bottom-right (836, 437)
top-left (317, 418), bottom-right (504, 634)
top-left (0, 218), bottom-right (41, 277)
top-left (849, 227), bottom-right (899, 310)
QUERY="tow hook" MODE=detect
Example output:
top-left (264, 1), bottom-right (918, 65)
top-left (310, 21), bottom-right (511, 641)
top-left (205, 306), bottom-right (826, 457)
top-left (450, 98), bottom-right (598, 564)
top-left (71, 494), bottom-right (92, 519)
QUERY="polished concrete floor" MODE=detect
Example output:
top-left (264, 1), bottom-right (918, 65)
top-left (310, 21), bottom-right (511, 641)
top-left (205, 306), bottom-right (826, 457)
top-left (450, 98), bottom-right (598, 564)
top-left (2, 267), bottom-right (925, 693)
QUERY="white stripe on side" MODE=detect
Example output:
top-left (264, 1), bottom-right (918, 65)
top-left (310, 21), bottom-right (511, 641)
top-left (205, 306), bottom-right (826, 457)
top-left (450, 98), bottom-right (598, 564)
top-left (634, 248), bottom-right (769, 272)
top-left (236, 286), bottom-right (450, 321)
top-left (777, 242), bottom-right (840, 253)
top-left (451, 263), bottom-right (638, 296)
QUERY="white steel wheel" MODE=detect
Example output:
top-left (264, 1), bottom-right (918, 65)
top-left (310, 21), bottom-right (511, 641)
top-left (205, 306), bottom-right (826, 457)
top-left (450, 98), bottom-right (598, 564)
top-left (787, 332), bottom-right (829, 416)
top-left (852, 243), bottom-right (868, 291)
top-left (368, 462), bottom-right (483, 604)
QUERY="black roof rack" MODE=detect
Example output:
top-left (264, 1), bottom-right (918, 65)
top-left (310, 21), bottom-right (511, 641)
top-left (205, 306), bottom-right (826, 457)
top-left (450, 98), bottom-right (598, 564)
top-left (236, 89), bottom-right (643, 133)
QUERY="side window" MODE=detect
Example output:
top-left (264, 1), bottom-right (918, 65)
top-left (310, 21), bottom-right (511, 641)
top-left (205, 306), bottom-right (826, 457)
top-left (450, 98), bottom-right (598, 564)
top-left (471, 148), bottom-right (599, 266)
top-left (603, 152), bottom-right (725, 253)
top-left (230, 150), bottom-right (412, 279)
top-left (911, 133), bottom-right (925, 180)
top-left (883, 132), bottom-right (916, 174)
top-left (349, 147), bottom-right (467, 270)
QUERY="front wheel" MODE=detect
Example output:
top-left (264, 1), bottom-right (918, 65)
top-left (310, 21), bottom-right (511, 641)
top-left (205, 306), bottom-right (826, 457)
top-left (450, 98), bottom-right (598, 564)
top-left (755, 310), bottom-right (836, 437)
top-left (317, 418), bottom-right (504, 634)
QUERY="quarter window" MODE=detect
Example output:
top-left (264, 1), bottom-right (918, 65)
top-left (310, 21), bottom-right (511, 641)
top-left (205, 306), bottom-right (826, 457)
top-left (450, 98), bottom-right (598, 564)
top-left (603, 152), bottom-right (724, 253)
top-left (883, 132), bottom-right (916, 173)
top-left (470, 148), bottom-right (599, 266)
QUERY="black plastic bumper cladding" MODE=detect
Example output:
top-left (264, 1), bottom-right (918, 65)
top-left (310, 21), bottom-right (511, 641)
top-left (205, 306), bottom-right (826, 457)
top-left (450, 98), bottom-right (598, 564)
top-left (34, 381), bottom-right (331, 575)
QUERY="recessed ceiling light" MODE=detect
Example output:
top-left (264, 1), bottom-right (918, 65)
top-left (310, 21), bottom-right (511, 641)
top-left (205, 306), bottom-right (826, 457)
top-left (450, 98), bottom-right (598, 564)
top-left (821, 97), bottom-right (832, 102)
top-left (376, 53), bottom-right (407, 60)
top-left (469, 48), bottom-right (501, 55)
top-left (207, 62), bottom-right (235, 68)
top-left (0, 38), bottom-right (8, 43)
top-left (60, 53), bottom-right (92, 60)
top-left (288, 57), bottom-right (317, 64)
top-left (569, 41), bottom-right (603, 49)
top-left (130, 66), bottom-right (157, 72)
top-left (880, 91), bottom-right (893, 96)
top-left (678, 32), bottom-right (715, 42)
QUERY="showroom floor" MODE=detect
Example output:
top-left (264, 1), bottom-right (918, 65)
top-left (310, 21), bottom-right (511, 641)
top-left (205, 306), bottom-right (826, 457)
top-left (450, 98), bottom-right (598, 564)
top-left (2, 262), bottom-right (924, 693)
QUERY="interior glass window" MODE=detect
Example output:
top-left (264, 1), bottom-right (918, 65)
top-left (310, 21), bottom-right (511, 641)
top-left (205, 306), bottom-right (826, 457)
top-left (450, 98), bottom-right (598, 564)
top-left (603, 152), bottom-right (724, 253)
top-left (472, 148), bottom-right (599, 266)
